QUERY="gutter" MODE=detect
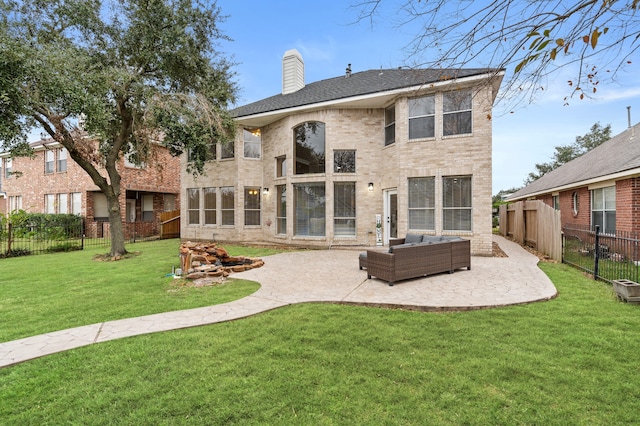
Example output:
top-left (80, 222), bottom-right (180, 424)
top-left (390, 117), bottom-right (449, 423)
top-left (507, 167), bottom-right (640, 201)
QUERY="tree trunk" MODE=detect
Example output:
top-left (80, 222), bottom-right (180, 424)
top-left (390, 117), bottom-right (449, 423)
top-left (105, 190), bottom-right (127, 258)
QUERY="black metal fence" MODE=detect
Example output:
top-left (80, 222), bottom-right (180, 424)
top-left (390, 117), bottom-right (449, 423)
top-left (563, 224), bottom-right (640, 283)
top-left (0, 218), bottom-right (161, 258)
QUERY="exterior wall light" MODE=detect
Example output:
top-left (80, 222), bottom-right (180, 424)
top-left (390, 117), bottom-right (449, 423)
top-left (263, 187), bottom-right (269, 195)
top-left (368, 182), bottom-right (374, 191)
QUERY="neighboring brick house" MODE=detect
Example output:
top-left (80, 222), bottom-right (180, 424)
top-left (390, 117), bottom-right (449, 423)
top-left (0, 136), bottom-right (180, 238)
top-left (181, 49), bottom-right (504, 255)
top-left (507, 122), bottom-right (640, 235)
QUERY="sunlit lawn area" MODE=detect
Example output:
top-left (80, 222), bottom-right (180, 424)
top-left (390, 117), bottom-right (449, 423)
top-left (0, 239), bottom-right (284, 342)
top-left (2, 242), bottom-right (640, 424)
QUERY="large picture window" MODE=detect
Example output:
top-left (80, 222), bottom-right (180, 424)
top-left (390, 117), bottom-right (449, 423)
top-left (443, 90), bottom-right (472, 136)
top-left (294, 183), bottom-right (325, 236)
top-left (276, 185), bottom-right (286, 235)
top-left (221, 187), bottom-right (235, 225)
top-left (591, 186), bottom-right (616, 234)
top-left (244, 187), bottom-right (261, 226)
top-left (408, 95), bottom-right (435, 139)
top-left (443, 176), bottom-right (472, 231)
top-left (408, 177), bottom-right (435, 230)
top-left (385, 105), bottom-right (395, 146)
top-left (243, 129), bottom-right (261, 159)
top-left (204, 187), bottom-right (216, 225)
top-left (334, 182), bottom-right (356, 236)
top-left (187, 188), bottom-right (200, 225)
top-left (294, 122), bottom-right (325, 174)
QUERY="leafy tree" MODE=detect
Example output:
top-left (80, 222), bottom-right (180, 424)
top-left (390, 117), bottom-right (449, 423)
top-left (353, 0), bottom-right (639, 106)
top-left (524, 122), bottom-right (611, 184)
top-left (0, 0), bottom-right (237, 258)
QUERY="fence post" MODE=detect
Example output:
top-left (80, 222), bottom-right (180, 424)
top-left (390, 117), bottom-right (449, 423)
top-left (594, 225), bottom-right (600, 280)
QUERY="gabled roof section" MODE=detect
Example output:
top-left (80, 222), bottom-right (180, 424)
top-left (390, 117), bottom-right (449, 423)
top-left (508, 122), bottom-right (640, 200)
top-left (231, 67), bottom-right (502, 126)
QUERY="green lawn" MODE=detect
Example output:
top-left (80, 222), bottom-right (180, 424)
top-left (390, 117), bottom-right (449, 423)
top-left (2, 247), bottom-right (640, 424)
top-left (0, 239), bottom-right (284, 342)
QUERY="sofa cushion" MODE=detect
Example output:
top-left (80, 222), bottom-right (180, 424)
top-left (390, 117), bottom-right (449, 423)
top-left (405, 233), bottom-right (423, 244)
top-left (389, 243), bottom-right (416, 253)
top-left (422, 235), bottom-right (443, 243)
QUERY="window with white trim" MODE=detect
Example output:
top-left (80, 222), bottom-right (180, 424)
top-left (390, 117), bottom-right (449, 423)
top-left (71, 192), bottom-right (82, 214)
top-left (58, 193), bottom-right (68, 214)
top-left (408, 95), bottom-right (435, 139)
top-left (443, 90), bottom-right (472, 136)
top-left (334, 182), bottom-right (356, 236)
top-left (45, 193), bottom-right (55, 214)
top-left (591, 186), bottom-right (615, 234)
top-left (187, 188), bottom-right (200, 225)
top-left (294, 183), bottom-right (325, 236)
top-left (276, 185), bottom-right (286, 235)
top-left (244, 187), bottom-right (261, 226)
top-left (142, 194), bottom-right (154, 221)
top-left (408, 177), bottom-right (435, 230)
top-left (45, 151), bottom-right (54, 174)
top-left (203, 187), bottom-right (216, 225)
top-left (9, 195), bottom-right (22, 212)
top-left (57, 148), bottom-right (67, 172)
top-left (384, 105), bottom-right (395, 146)
top-left (221, 187), bottom-right (235, 225)
top-left (243, 129), bottom-right (261, 159)
top-left (443, 176), bottom-right (472, 231)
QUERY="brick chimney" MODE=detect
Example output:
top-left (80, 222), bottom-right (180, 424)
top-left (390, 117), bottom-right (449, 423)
top-left (282, 49), bottom-right (304, 95)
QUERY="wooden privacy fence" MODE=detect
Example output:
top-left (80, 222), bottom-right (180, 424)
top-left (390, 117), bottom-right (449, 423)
top-left (160, 209), bottom-right (180, 239)
top-left (499, 200), bottom-right (562, 261)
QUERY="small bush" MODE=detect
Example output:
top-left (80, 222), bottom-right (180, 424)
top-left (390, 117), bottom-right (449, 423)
top-left (0, 248), bottom-right (32, 258)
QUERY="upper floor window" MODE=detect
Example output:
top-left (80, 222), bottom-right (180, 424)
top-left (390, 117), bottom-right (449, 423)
top-left (408, 95), bottom-right (435, 139)
top-left (552, 195), bottom-right (560, 210)
top-left (294, 122), bottom-right (325, 175)
top-left (57, 148), bottom-right (67, 172)
top-left (591, 186), bottom-right (615, 234)
top-left (384, 105), bottom-right (395, 146)
top-left (4, 158), bottom-right (11, 178)
top-left (45, 150), bottom-right (55, 174)
top-left (243, 129), bottom-right (261, 159)
top-left (443, 175), bottom-right (472, 231)
top-left (221, 140), bottom-right (234, 159)
top-left (187, 142), bottom-right (216, 164)
top-left (443, 90), bottom-right (472, 136)
top-left (334, 150), bottom-right (355, 173)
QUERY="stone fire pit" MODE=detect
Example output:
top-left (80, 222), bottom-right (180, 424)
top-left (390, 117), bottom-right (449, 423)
top-left (179, 241), bottom-right (264, 280)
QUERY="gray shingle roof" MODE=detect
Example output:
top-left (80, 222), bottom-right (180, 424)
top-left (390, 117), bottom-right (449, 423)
top-left (508, 122), bottom-right (640, 200)
top-left (230, 68), bottom-right (500, 118)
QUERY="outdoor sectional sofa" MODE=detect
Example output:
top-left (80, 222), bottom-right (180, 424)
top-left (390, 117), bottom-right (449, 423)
top-left (361, 234), bottom-right (471, 286)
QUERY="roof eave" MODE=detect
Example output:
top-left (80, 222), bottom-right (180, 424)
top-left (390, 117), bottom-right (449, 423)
top-left (234, 70), bottom-right (503, 127)
top-left (507, 167), bottom-right (640, 201)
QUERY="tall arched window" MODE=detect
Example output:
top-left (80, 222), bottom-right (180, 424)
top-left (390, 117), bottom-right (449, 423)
top-left (294, 122), bottom-right (325, 174)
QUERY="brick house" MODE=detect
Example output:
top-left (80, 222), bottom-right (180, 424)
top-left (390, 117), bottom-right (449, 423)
top-left (507, 122), bottom-right (640, 234)
top-left (0, 136), bottom-right (180, 238)
top-left (181, 49), bottom-right (504, 255)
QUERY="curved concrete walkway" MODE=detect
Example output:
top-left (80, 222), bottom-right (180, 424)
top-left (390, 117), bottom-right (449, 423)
top-left (0, 235), bottom-right (556, 368)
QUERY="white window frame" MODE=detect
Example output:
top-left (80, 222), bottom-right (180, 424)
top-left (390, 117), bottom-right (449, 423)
top-left (408, 95), bottom-right (436, 140)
